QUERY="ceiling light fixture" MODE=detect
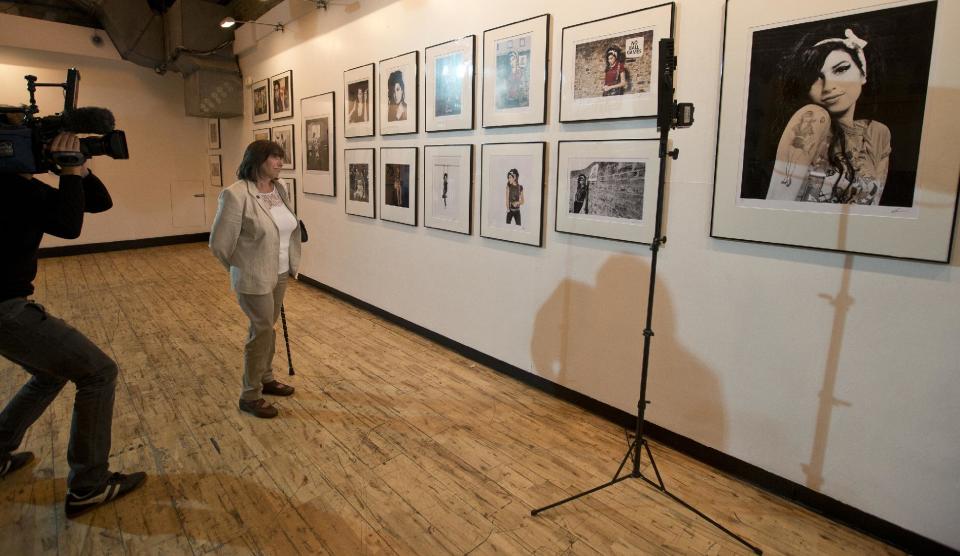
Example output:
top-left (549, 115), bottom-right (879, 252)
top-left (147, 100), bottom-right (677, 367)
top-left (219, 17), bottom-right (284, 32)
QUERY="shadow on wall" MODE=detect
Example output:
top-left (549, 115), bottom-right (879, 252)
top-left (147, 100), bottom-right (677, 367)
top-left (530, 253), bottom-right (727, 450)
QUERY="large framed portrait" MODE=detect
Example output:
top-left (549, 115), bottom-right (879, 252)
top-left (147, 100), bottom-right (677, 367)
top-left (271, 124), bottom-right (295, 170)
top-left (344, 148), bottom-right (375, 218)
top-left (425, 36), bottom-right (476, 132)
top-left (559, 3), bottom-right (674, 123)
top-left (379, 147), bottom-right (418, 227)
top-left (424, 144), bottom-right (473, 235)
top-left (208, 154), bottom-right (222, 187)
top-left (379, 51), bottom-right (418, 136)
top-left (301, 92), bottom-right (336, 196)
top-left (253, 128), bottom-right (270, 142)
top-left (712, 0), bottom-right (959, 262)
top-left (344, 64), bottom-right (375, 138)
top-left (482, 14), bottom-right (550, 128)
top-left (480, 142), bottom-right (545, 247)
top-left (555, 140), bottom-right (660, 244)
top-left (270, 70), bottom-right (293, 120)
top-left (252, 78), bottom-right (270, 123)
top-left (207, 118), bottom-right (220, 149)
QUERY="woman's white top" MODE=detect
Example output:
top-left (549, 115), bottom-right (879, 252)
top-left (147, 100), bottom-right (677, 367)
top-left (260, 187), bottom-right (298, 273)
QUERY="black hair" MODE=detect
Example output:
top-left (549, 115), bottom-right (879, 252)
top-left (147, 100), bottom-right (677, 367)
top-left (236, 140), bottom-right (284, 182)
top-left (388, 70), bottom-right (405, 104)
top-left (604, 45), bottom-right (623, 70)
top-left (507, 168), bottom-right (519, 180)
top-left (577, 174), bottom-right (587, 184)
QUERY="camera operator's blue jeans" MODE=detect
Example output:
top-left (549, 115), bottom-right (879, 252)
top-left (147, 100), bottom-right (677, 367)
top-left (0, 298), bottom-right (116, 493)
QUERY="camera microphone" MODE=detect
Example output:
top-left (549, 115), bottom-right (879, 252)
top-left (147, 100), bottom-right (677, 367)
top-left (61, 107), bottom-right (115, 134)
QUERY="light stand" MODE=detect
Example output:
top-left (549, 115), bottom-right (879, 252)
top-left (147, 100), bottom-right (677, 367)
top-left (530, 38), bottom-right (762, 555)
top-left (280, 305), bottom-right (295, 376)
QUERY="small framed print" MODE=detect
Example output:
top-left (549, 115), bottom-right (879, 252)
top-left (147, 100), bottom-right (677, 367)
top-left (344, 148), bottom-right (375, 218)
top-left (559, 3), bottom-right (674, 122)
top-left (713, 0), bottom-right (959, 262)
top-left (344, 64), bottom-right (375, 137)
top-left (271, 124), bottom-right (295, 170)
top-left (379, 51), bottom-right (418, 135)
top-left (301, 92), bottom-right (336, 196)
top-left (282, 177), bottom-right (298, 216)
top-left (482, 14), bottom-right (550, 128)
top-left (379, 147), bottom-right (418, 226)
top-left (480, 142), bottom-right (545, 247)
top-left (253, 128), bottom-right (271, 142)
top-left (252, 78), bottom-right (270, 123)
top-left (556, 139), bottom-right (660, 244)
top-left (270, 70), bottom-right (294, 120)
top-left (425, 35), bottom-right (476, 132)
top-left (209, 154), bottom-right (223, 187)
top-left (424, 144), bottom-right (473, 235)
top-left (207, 118), bottom-right (221, 149)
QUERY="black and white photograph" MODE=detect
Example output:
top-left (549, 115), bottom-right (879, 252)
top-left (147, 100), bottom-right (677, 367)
top-left (270, 70), bottom-right (293, 119)
top-left (379, 147), bottom-right (418, 226)
top-left (283, 177), bottom-right (298, 216)
top-left (271, 124), bottom-right (294, 170)
top-left (380, 51), bottom-right (418, 135)
top-left (301, 92), bottom-right (336, 196)
top-left (713, 0), bottom-right (959, 262)
top-left (344, 64), bottom-right (375, 137)
top-left (207, 118), bottom-right (220, 150)
top-left (425, 36), bottom-right (475, 132)
top-left (344, 148), bottom-right (375, 218)
top-left (482, 14), bottom-right (550, 128)
top-left (559, 4), bottom-right (673, 122)
top-left (208, 154), bottom-right (222, 187)
top-left (424, 144), bottom-right (472, 234)
top-left (480, 142), bottom-right (545, 246)
top-left (252, 78), bottom-right (270, 123)
top-left (556, 139), bottom-right (661, 243)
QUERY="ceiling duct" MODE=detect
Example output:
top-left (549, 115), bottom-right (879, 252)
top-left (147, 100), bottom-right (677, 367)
top-left (89, 0), bottom-right (244, 118)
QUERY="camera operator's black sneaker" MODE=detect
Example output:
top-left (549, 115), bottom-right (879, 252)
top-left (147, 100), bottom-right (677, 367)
top-left (0, 452), bottom-right (34, 479)
top-left (65, 471), bottom-right (147, 518)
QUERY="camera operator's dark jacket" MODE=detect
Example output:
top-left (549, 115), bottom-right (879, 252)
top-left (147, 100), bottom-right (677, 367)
top-left (1, 172), bottom-right (112, 301)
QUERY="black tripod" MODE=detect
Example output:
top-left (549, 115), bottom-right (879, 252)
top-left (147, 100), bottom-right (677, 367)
top-left (280, 305), bottom-right (295, 376)
top-left (530, 39), bottom-right (762, 555)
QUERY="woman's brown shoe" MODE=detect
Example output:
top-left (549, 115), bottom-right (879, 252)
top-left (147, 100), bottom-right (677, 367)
top-left (262, 380), bottom-right (295, 397)
top-left (239, 398), bottom-right (278, 418)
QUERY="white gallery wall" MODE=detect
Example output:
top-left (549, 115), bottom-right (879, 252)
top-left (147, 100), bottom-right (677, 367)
top-left (238, 0), bottom-right (960, 548)
top-left (0, 13), bottom-right (214, 248)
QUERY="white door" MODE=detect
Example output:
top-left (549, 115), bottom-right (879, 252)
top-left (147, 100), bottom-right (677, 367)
top-left (170, 180), bottom-right (205, 227)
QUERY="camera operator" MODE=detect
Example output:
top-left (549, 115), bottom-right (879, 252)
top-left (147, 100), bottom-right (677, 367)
top-left (0, 121), bottom-right (146, 518)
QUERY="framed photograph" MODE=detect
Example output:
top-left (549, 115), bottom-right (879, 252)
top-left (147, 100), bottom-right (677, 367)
top-left (344, 64), bottom-right (375, 137)
top-left (344, 148), bottom-right (375, 218)
top-left (270, 70), bottom-right (294, 120)
top-left (424, 144), bottom-right (473, 235)
top-left (379, 51), bottom-right (418, 135)
top-left (425, 35), bottom-right (476, 132)
top-left (480, 142), bottom-right (545, 247)
top-left (482, 14), bottom-right (550, 128)
top-left (555, 139), bottom-right (660, 244)
top-left (208, 154), bottom-right (223, 187)
top-left (252, 78), bottom-right (270, 123)
top-left (282, 177), bottom-right (298, 216)
top-left (207, 118), bottom-right (220, 149)
top-left (713, 0), bottom-right (959, 262)
top-left (253, 128), bottom-right (271, 142)
top-left (271, 124), bottom-right (295, 170)
top-left (379, 147), bottom-right (418, 227)
top-left (559, 3), bottom-right (674, 123)
top-left (301, 92), bottom-right (336, 196)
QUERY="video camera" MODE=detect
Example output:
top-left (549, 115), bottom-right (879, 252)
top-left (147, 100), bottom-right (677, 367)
top-left (0, 68), bottom-right (128, 174)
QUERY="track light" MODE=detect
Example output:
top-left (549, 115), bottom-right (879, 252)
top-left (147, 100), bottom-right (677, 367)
top-left (219, 17), bottom-right (284, 32)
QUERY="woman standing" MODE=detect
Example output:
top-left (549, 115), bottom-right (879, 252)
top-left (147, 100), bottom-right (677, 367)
top-left (210, 141), bottom-right (300, 418)
top-left (766, 27), bottom-right (890, 204)
top-left (602, 45), bottom-right (627, 96)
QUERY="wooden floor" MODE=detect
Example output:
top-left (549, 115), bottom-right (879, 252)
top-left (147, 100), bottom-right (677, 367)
top-left (0, 243), bottom-right (900, 555)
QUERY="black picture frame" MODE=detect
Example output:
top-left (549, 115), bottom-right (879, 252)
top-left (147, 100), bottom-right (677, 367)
top-left (482, 14), bottom-right (551, 128)
top-left (425, 35), bottom-right (476, 132)
top-left (479, 141), bottom-right (546, 247)
top-left (379, 50), bottom-right (419, 136)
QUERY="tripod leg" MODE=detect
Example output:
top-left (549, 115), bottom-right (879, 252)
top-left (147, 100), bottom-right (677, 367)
top-left (531, 475), bottom-right (631, 516)
top-left (612, 439), bottom-right (636, 481)
top-left (643, 440), bottom-right (665, 490)
top-left (280, 304), bottom-right (295, 376)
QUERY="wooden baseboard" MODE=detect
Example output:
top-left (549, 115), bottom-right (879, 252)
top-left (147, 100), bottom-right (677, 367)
top-left (296, 273), bottom-right (957, 556)
top-left (38, 233), bottom-right (210, 258)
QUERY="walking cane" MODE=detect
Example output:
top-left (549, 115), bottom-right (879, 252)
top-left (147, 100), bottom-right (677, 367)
top-left (280, 304), bottom-right (295, 376)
